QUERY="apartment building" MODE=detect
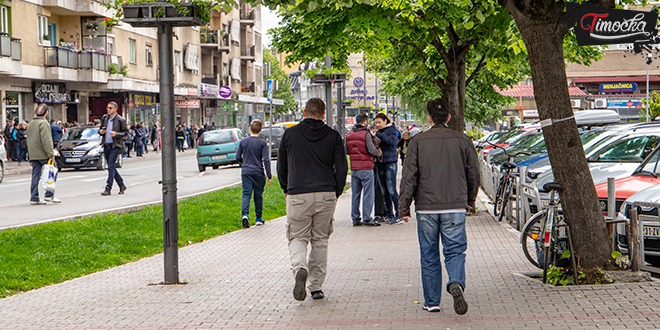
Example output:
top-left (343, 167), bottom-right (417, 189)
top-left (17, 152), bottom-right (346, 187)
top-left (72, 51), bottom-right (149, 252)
top-left (199, 1), bottom-right (264, 131)
top-left (0, 0), bottom-right (263, 131)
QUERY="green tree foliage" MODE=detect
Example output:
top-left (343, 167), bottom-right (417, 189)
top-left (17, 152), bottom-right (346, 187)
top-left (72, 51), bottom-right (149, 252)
top-left (639, 92), bottom-right (660, 122)
top-left (263, 49), bottom-right (297, 115)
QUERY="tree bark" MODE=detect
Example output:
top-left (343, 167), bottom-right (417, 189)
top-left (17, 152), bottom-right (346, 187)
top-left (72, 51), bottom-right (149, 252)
top-left (501, 0), bottom-right (612, 269)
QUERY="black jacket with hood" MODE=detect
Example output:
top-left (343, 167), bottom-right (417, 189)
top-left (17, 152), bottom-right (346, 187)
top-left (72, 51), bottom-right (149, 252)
top-left (277, 118), bottom-right (348, 197)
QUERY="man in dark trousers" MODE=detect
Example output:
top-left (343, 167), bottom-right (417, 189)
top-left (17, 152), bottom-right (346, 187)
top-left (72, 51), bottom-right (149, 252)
top-left (27, 104), bottom-right (59, 205)
top-left (236, 119), bottom-right (273, 228)
top-left (98, 102), bottom-right (128, 196)
top-left (346, 113), bottom-right (381, 227)
top-left (277, 98), bottom-right (348, 301)
top-left (399, 98), bottom-right (479, 315)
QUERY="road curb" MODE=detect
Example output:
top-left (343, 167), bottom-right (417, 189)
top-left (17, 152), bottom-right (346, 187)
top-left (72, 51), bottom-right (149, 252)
top-left (0, 180), bottom-right (242, 231)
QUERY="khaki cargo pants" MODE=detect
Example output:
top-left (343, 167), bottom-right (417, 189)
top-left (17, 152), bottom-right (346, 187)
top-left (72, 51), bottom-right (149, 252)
top-left (286, 191), bottom-right (337, 292)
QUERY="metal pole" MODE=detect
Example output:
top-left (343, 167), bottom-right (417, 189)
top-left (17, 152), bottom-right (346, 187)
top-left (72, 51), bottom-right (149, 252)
top-left (336, 80), bottom-right (345, 136)
top-left (158, 23), bottom-right (179, 284)
top-left (607, 178), bottom-right (615, 220)
top-left (269, 101), bottom-right (273, 157)
top-left (630, 207), bottom-right (640, 272)
top-left (647, 60), bottom-right (650, 122)
top-left (363, 68), bottom-right (366, 106)
top-left (324, 55), bottom-right (333, 126)
top-left (375, 76), bottom-right (378, 110)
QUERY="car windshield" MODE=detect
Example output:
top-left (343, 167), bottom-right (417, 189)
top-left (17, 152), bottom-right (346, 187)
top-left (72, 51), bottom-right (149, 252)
top-left (261, 127), bottom-right (284, 138)
top-left (514, 133), bottom-right (543, 149)
top-left (587, 135), bottom-right (660, 163)
top-left (529, 140), bottom-right (547, 153)
top-left (580, 130), bottom-right (606, 145)
top-left (637, 146), bottom-right (660, 174)
top-left (485, 132), bottom-right (505, 142)
top-left (496, 130), bottom-right (526, 144)
top-left (61, 127), bottom-right (99, 141)
top-left (200, 130), bottom-right (235, 145)
top-left (584, 134), bottom-right (622, 155)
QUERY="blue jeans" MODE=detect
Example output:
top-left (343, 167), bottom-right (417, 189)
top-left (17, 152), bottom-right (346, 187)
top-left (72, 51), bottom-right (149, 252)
top-left (177, 138), bottom-right (184, 152)
top-left (376, 162), bottom-right (399, 218)
top-left (351, 169), bottom-right (375, 223)
top-left (30, 159), bottom-right (56, 201)
top-left (103, 145), bottom-right (124, 189)
top-left (242, 174), bottom-right (266, 219)
top-left (142, 137), bottom-right (148, 153)
top-left (417, 212), bottom-right (467, 306)
top-left (13, 141), bottom-right (19, 160)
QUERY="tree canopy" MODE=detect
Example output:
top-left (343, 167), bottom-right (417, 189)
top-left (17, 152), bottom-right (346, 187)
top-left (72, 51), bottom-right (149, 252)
top-left (262, 49), bottom-right (297, 115)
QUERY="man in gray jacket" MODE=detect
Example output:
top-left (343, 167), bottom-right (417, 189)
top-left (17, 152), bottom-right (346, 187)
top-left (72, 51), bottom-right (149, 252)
top-left (98, 102), bottom-right (128, 196)
top-left (27, 104), bottom-right (58, 205)
top-left (399, 98), bottom-right (479, 315)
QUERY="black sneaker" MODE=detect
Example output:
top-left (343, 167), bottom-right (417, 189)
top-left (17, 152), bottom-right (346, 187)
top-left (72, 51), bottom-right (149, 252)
top-left (118, 185), bottom-right (127, 195)
top-left (242, 215), bottom-right (250, 228)
top-left (363, 221), bottom-right (381, 226)
top-left (423, 303), bottom-right (441, 312)
top-left (101, 187), bottom-right (111, 196)
top-left (311, 290), bottom-right (324, 300)
top-left (448, 283), bottom-right (468, 315)
top-left (293, 268), bottom-right (307, 301)
top-left (353, 222), bottom-right (362, 227)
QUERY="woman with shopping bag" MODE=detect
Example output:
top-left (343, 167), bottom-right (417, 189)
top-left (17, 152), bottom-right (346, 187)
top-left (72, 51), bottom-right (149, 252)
top-left (26, 104), bottom-right (60, 205)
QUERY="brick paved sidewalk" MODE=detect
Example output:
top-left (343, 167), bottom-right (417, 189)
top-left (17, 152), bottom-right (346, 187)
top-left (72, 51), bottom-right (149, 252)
top-left (1, 190), bottom-right (660, 330)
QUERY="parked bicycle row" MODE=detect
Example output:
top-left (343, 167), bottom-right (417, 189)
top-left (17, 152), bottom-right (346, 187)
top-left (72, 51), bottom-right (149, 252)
top-left (476, 109), bottom-right (660, 271)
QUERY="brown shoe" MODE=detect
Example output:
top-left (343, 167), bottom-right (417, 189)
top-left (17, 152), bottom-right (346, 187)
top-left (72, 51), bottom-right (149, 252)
top-left (101, 187), bottom-right (111, 196)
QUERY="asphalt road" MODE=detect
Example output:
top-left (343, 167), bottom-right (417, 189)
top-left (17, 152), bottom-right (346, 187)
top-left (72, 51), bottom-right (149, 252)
top-left (0, 152), bottom-right (266, 229)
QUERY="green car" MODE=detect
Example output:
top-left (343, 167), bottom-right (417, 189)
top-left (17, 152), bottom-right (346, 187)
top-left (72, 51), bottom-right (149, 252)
top-left (196, 128), bottom-right (245, 172)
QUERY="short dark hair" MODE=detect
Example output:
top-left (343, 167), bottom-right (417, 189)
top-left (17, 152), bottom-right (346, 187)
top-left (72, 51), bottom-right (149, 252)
top-left (305, 98), bottom-right (325, 118)
top-left (35, 104), bottom-right (48, 116)
top-left (427, 98), bottom-right (450, 125)
top-left (355, 114), bottom-right (369, 125)
top-left (375, 113), bottom-right (391, 124)
top-left (250, 119), bottom-right (263, 134)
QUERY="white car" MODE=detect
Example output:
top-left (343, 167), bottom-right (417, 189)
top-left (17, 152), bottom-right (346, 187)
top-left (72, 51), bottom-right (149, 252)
top-left (615, 183), bottom-right (660, 266)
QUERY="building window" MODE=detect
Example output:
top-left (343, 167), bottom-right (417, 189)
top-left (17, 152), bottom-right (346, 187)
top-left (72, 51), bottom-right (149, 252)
top-left (0, 6), bottom-right (8, 34)
top-left (174, 50), bottom-right (182, 71)
top-left (107, 37), bottom-right (115, 55)
top-left (38, 16), bottom-right (49, 45)
top-left (129, 39), bottom-right (136, 63)
top-left (145, 44), bottom-right (153, 66)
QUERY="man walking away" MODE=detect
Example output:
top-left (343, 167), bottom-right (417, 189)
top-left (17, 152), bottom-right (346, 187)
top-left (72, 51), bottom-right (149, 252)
top-left (236, 119), bottom-right (273, 228)
top-left (124, 125), bottom-right (134, 158)
top-left (346, 113), bottom-right (381, 227)
top-left (399, 98), bottom-right (479, 315)
top-left (150, 124), bottom-right (159, 151)
top-left (99, 102), bottom-right (128, 196)
top-left (50, 119), bottom-right (63, 149)
top-left (277, 98), bottom-right (348, 301)
top-left (134, 123), bottom-right (143, 157)
top-left (27, 104), bottom-right (59, 205)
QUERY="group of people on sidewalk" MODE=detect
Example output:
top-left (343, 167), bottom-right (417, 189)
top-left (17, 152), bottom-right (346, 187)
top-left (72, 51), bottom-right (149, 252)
top-left (237, 97), bottom-right (479, 315)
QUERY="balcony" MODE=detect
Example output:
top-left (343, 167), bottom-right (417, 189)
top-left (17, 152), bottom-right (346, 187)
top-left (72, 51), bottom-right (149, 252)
top-left (240, 6), bottom-right (255, 26)
top-left (44, 47), bottom-right (110, 71)
top-left (218, 34), bottom-right (230, 53)
top-left (200, 27), bottom-right (220, 47)
top-left (0, 33), bottom-right (21, 61)
top-left (240, 45), bottom-right (255, 61)
top-left (42, 0), bottom-right (109, 16)
top-left (202, 75), bottom-right (216, 85)
top-left (241, 81), bottom-right (255, 93)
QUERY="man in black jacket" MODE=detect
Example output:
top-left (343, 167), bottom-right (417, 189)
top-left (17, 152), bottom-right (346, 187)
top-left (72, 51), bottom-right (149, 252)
top-left (277, 98), bottom-right (348, 301)
top-left (98, 102), bottom-right (128, 196)
top-left (399, 98), bottom-right (479, 315)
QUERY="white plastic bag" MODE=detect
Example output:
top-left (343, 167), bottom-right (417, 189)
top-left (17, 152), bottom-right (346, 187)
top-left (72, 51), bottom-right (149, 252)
top-left (41, 160), bottom-right (57, 192)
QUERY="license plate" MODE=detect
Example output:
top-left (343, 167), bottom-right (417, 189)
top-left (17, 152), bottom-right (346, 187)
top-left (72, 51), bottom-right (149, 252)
top-left (644, 226), bottom-right (660, 238)
top-left (65, 158), bottom-right (81, 163)
top-left (211, 155), bottom-right (227, 160)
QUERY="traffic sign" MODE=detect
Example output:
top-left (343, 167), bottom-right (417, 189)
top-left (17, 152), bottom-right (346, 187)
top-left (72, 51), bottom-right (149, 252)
top-left (266, 79), bottom-right (273, 101)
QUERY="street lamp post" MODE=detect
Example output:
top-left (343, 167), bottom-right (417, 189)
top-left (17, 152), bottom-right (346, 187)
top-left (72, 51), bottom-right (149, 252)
top-left (646, 52), bottom-right (653, 122)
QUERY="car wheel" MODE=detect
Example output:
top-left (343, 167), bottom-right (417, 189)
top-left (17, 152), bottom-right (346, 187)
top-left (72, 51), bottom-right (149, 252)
top-left (0, 162), bottom-right (4, 184)
top-left (198, 164), bottom-right (206, 172)
top-left (97, 156), bottom-right (108, 170)
top-left (212, 165), bottom-right (219, 170)
top-left (116, 154), bottom-right (123, 168)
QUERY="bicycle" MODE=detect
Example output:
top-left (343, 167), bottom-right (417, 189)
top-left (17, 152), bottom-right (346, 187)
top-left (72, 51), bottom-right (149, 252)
top-left (520, 182), bottom-right (578, 283)
top-left (487, 142), bottom-right (530, 222)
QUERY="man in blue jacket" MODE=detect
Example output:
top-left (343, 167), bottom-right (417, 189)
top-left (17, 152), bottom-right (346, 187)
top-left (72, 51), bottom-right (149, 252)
top-left (277, 98), bottom-right (348, 301)
top-left (50, 120), bottom-right (63, 149)
top-left (236, 119), bottom-right (272, 228)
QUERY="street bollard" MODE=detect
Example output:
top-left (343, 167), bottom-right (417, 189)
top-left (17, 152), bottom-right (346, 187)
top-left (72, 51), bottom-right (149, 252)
top-left (518, 166), bottom-right (527, 231)
top-left (607, 177), bottom-right (615, 247)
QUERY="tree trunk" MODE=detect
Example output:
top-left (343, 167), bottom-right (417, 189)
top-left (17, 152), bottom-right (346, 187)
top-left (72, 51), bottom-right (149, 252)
top-left (502, 1), bottom-right (612, 269)
top-left (440, 60), bottom-right (466, 132)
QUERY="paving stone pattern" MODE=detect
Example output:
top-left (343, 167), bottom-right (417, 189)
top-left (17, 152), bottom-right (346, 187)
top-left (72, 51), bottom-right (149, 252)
top-left (1, 191), bottom-right (660, 329)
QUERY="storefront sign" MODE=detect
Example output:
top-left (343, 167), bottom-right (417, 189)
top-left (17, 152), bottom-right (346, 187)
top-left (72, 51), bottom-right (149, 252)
top-left (174, 100), bottom-right (200, 108)
top-left (608, 100), bottom-right (643, 108)
top-left (353, 77), bottom-right (364, 88)
top-left (187, 87), bottom-right (198, 96)
top-left (198, 83), bottom-right (219, 98)
top-left (128, 92), bottom-right (155, 110)
top-left (33, 82), bottom-right (78, 104)
top-left (523, 110), bottom-right (539, 117)
top-left (599, 82), bottom-right (638, 93)
top-left (345, 95), bottom-right (375, 101)
top-left (219, 86), bottom-right (232, 99)
top-left (568, 3), bottom-right (658, 46)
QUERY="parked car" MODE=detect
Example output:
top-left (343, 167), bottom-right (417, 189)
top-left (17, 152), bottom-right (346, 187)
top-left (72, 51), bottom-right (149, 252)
top-left (277, 121), bottom-right (299, 128)
top-left (55, 126), bottom-right (122, 171)
top-left (196, 128), bottom-right (245, 172)
top-left (258, 125), bottom-right (286, 158)
top-left (481, 126), bottom-right (540, 154)
top-left (475, 130), bottom-right (506, 149)
top-left (0, 134), bottom-right (6, 184)
top-left (615, 182), bottom-right (660, 266)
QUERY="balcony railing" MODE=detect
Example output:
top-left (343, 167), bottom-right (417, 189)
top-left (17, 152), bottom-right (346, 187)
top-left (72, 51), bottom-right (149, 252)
top-left (240, 7), bottom-right (254, 20)
top-left (200, 27), bottom-right (220, 44)
top-left (241, 45), bottom-right (255, 57)
top-left (44, 46), bottom-right (110, 71)
top-left (241, 81), bottom-right (255, 93)
top-left (202, 75), bottom-right (216, 85)
top-left (0, 33), bottom-right (21, 61)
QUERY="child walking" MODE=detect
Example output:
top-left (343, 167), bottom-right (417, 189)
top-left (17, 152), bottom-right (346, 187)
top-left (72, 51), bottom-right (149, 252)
top-left (236, 120), bottom-right (273, 228)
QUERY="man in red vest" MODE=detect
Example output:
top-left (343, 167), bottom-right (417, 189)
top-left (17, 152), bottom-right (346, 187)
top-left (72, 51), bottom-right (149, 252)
top-left (346, 113), bottom-right (381, 226)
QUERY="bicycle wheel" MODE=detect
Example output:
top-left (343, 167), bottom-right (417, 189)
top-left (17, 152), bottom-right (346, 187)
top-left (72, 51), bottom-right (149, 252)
top-left (520, 210), bottom-right (548, 269)
top-left (496, 183), bottom-right (511, 222)
top-left (493, 178), bottom-right (506, 216)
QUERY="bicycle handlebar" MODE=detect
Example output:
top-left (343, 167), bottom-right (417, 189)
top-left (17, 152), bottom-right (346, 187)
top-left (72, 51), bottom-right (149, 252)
top-left (485, 141), bottom-right (532, 159)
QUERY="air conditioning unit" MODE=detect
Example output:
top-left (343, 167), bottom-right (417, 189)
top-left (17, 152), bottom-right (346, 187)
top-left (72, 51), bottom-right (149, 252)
top-left (570, 99), bottom-right (581, 108)
top-left (594, 98), bottom-right (607, 109)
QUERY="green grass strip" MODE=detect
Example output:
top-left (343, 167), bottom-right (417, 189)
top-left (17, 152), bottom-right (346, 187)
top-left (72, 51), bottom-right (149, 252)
top-left (0, 178), bottom-right (286, 299)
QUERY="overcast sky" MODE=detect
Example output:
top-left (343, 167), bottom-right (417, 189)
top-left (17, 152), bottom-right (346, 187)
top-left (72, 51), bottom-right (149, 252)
top-left (261, 8), bottom-right (281, 50)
